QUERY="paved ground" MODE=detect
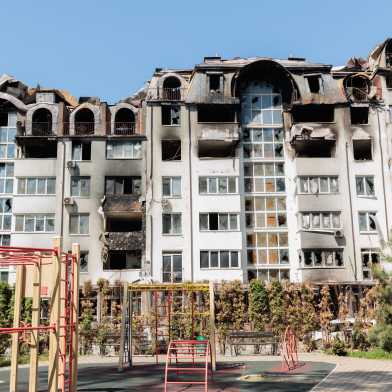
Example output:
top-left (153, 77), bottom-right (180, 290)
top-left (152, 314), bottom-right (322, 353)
top-left (0, 352), bottom-right (391, 391)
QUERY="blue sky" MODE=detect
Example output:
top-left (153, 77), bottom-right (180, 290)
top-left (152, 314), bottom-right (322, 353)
top-left (1, 1), bottom-right (391, 103)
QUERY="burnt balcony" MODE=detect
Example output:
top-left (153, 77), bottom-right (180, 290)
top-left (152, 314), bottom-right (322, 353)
top-left (31, 122), bottom-right (54, 136)
top-left (74, 122), bottom-right (95, 135)
top-left (114, 122), bottom-right (136, 135)
top-left (147, 87), bottom-right (186, 101)
top-left (105, 231), bottom-right (145, 251)
top-left (345, 87), bottom-right (368, 103)
top-left (103, 194), bottom-right (143, 215)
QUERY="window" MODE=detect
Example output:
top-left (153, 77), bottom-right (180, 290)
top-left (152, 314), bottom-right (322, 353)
top-left (351, 106), bottom-right (369, 125)
top-left (17, 177), bottom-right (56, 195)
top-left (15, 214), bottom-right (54, 233)
top-left (71, 177), bottom-right (90, 197)
top-left (199, 213), bottom-right (239, 231)
top-left (104, 250), bottom-right (141, 270)
top-left (389, 105), bottom-right (392, 122)
top-left (197, 105), bottom-right (235, 122)
top-left (0, 127), bottom-right (16, 159)
top-left (243, 128), bottom-right (284, 159)
top-left (199, 176), bottom-right (237, 194)
top-left (105, 176), bottom-right (141, 195)
top-left (0, 198), bottom-right (11, 230)
top-left (162, 253), bottom-right (182, 282)
top-left (0, 271), bottom-right (9, 282)
top-left (0, 234), bottom-right (10, 246)
top-left (72, 141), bottom-right (91, 161)
top-left (106, 141), bottom-right (142, 159)
top-left (356, 176), bottom-right (375, 196)
top-left (245, 196), bottom-right (287, 229)
top-left (162, 177), bottom-right (181, 197)
top-left (241, 93), bottom-right (282, 126)
top-left (291, 105), bottom-right (334, 123)
top-left (300, 212), bottom-right (341, 230)
top-left (162, 213), bottom-right (182, 235)
top-left (306, 75), bottom-right (322, 94)
top-left (162, 105), bottom-right (180, 125)
top-left (298, 176), bottom-right (338, 194)
top-left (247, 268), bottom-right (289, 282)
top-left (80, 251), bottom-right (88, 273)
top-left (353, 139), bottom-right (372, 160)
top-left (361, 249), bottom-right (380, 280)
top-left (200, 250), bottom-right (239, 269)
top-left (209, 74), bottom-right (222, 92)
top-left (162, 140), bottom-right (181, 161)
top-left (386, 75), bottom-right (392, 89)
top-left (299, 249), bottom-right (344, 268)
top-left (69, 214), bottom-right (89, 235)
top-left (0, 163), bottom-right (14, 194)
top-left (359, 212), bottom-right (377, 233)
top-left (244, 163), bottom-right (285, 193)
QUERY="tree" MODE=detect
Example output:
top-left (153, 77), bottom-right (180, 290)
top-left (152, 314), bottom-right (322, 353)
top-left (268, 280), bottom-right (285, 336)
top-left (0, 282), bottom-right (13, 356)
top-left (319, 285), bottom-right (333, 347)
top-left (248, 279), bottom-right (270, 332)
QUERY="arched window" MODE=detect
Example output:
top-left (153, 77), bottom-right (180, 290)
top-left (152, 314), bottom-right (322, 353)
top-left (114, 108), bottom-right (135, 135)
top-left (32, 108), bottom-right (52, 136)
top-left (162, 76), bottom-right (181, 100)
top-left (344, 75), bottom-right (370, 102)
top-left (74, 108), bottom-right (95, 135)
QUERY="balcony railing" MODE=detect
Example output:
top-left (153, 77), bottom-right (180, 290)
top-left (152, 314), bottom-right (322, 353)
top-left (31, 122), bottom-right (53, 136)
top-left (114, 122), bottom-right (136, 135)
top-left (147, 87), bottom-right (185, 101)
top-left (346, 87), bottom-right (368, 102)
top-left (105, 231), bottom-right (145, 251)
top-left (74, 122), bottom-right (95, 135)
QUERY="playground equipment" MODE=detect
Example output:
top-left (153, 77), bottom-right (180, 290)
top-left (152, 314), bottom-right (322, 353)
top-left (164, 340), bottom-right (213, 392)
top-left (118, 282), bottom-right (216, 372)
top-left (0, 238), bottom-right (80, 392)
top-left (281, 326), bottom-right (300, 371)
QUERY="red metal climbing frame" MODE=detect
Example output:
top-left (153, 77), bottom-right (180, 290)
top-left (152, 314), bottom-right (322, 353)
top-left (0, 245), bottom-right (79, 392)
top-left (164, 340), bottom-right (213, 392)
top-left (281, 326), bottom-right (300, 371)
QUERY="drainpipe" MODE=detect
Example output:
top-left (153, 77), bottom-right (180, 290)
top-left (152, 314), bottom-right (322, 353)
top-left (149, 105), bottom-right (154, 278)
top-left (59, 140), bottom-right (66, 240)
top-left (188, 106), bottom-right (194, 282)
top-left (345, 141), bottom-right (357, 280)
top-left (375, 106), bottom-right (389, 240)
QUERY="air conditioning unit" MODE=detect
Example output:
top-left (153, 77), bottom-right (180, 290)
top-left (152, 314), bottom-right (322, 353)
top-left (63, 197), bottom-right (74, 206)
top-left (67, 161), bottom-right (76, 169)
top-left (334, 230), bottom-right (344, 238)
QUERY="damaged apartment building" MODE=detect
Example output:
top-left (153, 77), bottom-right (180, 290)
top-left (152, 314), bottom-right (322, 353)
top-left (2, 38), bottom-right (392, 290)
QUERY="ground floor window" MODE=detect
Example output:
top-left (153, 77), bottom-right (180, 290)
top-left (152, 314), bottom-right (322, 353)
top-left (162, 252), bottom-right (182, 282)
top-left (247, 268), bottom-right (289, 282)
top-left (299, 249), bottom-right (344, 268)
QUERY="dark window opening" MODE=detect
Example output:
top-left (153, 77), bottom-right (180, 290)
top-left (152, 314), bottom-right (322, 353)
top-left (386, 41), bottom-right (392, 67)
top-left (162, 105), bottom-right (180, 125)
top-left (74, 108), bottom-right (95, 135)
top-left (106, 216), bottom-right (142, 232)
top-left (386, 75), bottom-right (392, 89)
top-left (104, 250), bottom-right (141, 270)
top-left (197, 104), bottom-right (236, 122)
top-left (198, 141), bottom-right (235, 158)
top-left (293, 140), bottom-right (335, 158)
top-left (353, 139), bottom-right (372, 161)
top-left (32, 108), bottom-right (52, 135)
top-left (23, 141), bottom-right (57, 158)
top-left (105, 176), bottom-right (141, 195)
top-left (345, 76), bottom-right (369, 101)
top-left (306, 76), bottom-right (321, 93)
top-left (351, 106), bottom-right (368, 125)
top-left (114, 108), bottom-right (135, 135)
top-left (0, 112), bottom-right (8, 126)
top-left (209, 213), bottom-right (218, 230)
top-left (209, 74), bottom-right (221, 92)
top-left (291, 105), bottom-right (334, 123)
top-left (162, 140), bottom-right (181, 161)
top-left (72, 141), bottom-right (91, 160)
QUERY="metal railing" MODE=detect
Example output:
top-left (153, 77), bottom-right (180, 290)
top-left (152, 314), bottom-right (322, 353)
top-left (147, 87), bottom-right (185, 101)
top-left (31, 122), bottom-right (53, 136)
top-left (114, 122), bottom-right (136, 135)
top-left (346, 87), bottom-right (368, 102)
top-left (74, 122), bottom-right (95, 135)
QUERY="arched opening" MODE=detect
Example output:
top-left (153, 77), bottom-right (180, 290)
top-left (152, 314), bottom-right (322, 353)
top-left (386, 40), bottom-right (392, 67)
top-left (114, 108), bottom-right (135, 135)
top-left (162, 76), bottom-right (182, 100)
top-left (344, 75), bottom-right (370, 102)
top-left (32, 108), bottom-right (52, 136)
top-left (74, 108), bottom-right (95, 135)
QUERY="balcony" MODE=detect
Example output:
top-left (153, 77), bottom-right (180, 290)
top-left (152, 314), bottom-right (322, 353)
top-left (103, 194), bottom-right (143, 215)
top-left (74, 122), bottom-right (95, 135)
top-left (31, 122), bottom-right (54, 136)
top-left (198, 122), bottom-right (240, 142)
top-left (105, 231), bottom-right (144, 251)
top-left (147, 87), bottom-right (186, 101)
top-left (113, 122), bottom-right (136, 136)
top-left (345, 87), bottom-right (368, 103)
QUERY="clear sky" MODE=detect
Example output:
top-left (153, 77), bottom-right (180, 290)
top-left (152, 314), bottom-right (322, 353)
top-left (1, 1), bottom-right (391, 103)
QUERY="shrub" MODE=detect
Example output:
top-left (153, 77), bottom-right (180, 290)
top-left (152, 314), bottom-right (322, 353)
top-left (331, 337), bottom-right (347, 356)
top-left (352, 323), bottom-right (370, 351)
top-left (379, 325), bottom-right (392, 353)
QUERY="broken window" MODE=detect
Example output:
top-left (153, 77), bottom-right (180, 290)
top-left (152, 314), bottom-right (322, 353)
top-left (300, 249), bottom-right (344, 267)
top-left (105, 176), bottom-right (141, 195)
top-left (162, 105), bottom-right (180, 125)
top-left (72, 141), bottom-right (91, 161)
top-left (104, 250), bottom-right (141, 270)
top-left (361, 248), bottom-right (380, 279)
top-left (306, 75), bottom-right (322, 94)
top-left (358, 212), bottom-right (377, 232)
top-left (0, 198), bottom-right (12, 230)
top-left (199, 176), bottom-right (237, 194)
top-left (291, 105), bottom-right (334, 123)
top-left (162, 140), bottom-right (181, 161)
top-left (197, 104), bottom-right (236, 122)
top-left (162, 77), bottom-right (182, 100)
top-left (0, 112), bottom-right (7, 126)
top-left (23, 141), bottom-right (57, 158)
top-left (208, 74), bottom-right (222, 92)
top-left (356, 176), bottom-right (375, 196)
top-left (106, 216), bottom-right (142, 232)
top-left (199, 213), bottom-right (239, 231)
top-left (198, 141), bottom-right (235, 158)
top-left (80, 251), bottom-right (88, 273)
top-left (350, 106), bottom-right (368, 125)
top-left (353, 139), bottom-right (372, 160)
top-left (294, 140), bottom-right (335, 158)
top-left (300, 212), bottom-right (340, 230)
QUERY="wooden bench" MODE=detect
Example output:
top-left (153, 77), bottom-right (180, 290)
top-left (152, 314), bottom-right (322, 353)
top-left (226, 331), bottom-right (279, 356)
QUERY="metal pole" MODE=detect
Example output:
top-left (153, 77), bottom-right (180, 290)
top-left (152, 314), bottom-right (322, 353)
top-left (71, 243), bottom-right (80, 392)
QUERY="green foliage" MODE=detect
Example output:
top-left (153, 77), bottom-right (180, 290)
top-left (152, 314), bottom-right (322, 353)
top-left (319, 285), bottom-right (333, 347)
top-left (331, 337), bottom-right (347, 356)
top-left (352, 322), bottom-right (370, 351)
top-left (348, 347), bottom-right (392, 360)
top-left (268, 280), bottom-right (285, 336)
top-left (248, 280), bottom-right (269, 332)
top-left (0, 282), bottom-right (13, 356)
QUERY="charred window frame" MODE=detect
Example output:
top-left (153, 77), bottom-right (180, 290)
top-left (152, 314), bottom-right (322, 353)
top-left (305, 74), bottom-right (323, 94)
top-left (353, 139), bottom-right (372, 161)
top-left (105, 176), bottom-right (141, 195)
top-left (104, 250), bottom-right (141, 270)
top-left (299, 249), bottom-right (344, 268)
top-left (161, 140), bottom-right (181, 161)
top-left (358, 211), bottom-right (377, 233)
top-left (72, 141), bottom-right (91, 161)
top-left (162, 105), bottom-right (180, 126)
top-left (355, 176), bottom-right (375, 196)
top-left (361, 248), bottom-right (380, 280)
top-left (247, 268), bottom-right (289, 282)
top-left (208, 73), bottom-right (222, 92)
top-left (197, 104), bottom-right (236, 123)
top-left (350, 106), bottom-right (369, 125)
top-left (291, 105), bottom-right (335, 123)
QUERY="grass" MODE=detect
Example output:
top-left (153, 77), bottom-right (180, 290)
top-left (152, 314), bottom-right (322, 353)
top-left (0, 352), bottom-right (49, 367)
top-left (348, 348), bottom-right (392, 360)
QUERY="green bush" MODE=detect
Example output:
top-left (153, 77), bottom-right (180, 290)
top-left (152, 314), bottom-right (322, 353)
top-left (331, 337), bottom-right (347, 356)
top-left (379, 325), bottom-right (392, 353)
top-left (352, 324), bottom-right (370, 351)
